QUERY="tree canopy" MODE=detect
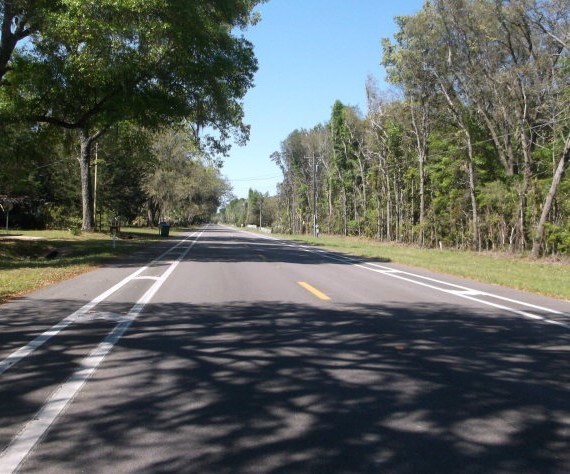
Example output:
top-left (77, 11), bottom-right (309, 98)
top-left (1, 0), bottom-right (263, 230)
top-left (270, 0), bottom-right (569, 257)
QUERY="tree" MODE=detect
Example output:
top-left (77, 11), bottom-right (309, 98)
top-left (218, 197), bottom-right (248, 227)
top-left (377, 0), bottom-right (569, 253)
top-left (384, 4), bottom-right (483, 249)
top-left (432, 0), bottom-right (569, 251)
top-left (0, 120), bottom-right (81, 228)
top-left (363, 81), bottom-right (412, 242)
top-left (142, 128), bottom-right (231, 226)
top-left (246, 188), bottom-right (263, 226)
top-left (95, 124), bottom-right (155, 226)
top-left (269, 1), bottom-right (568, 255)
top-left (531, 57), bottom-right (570, 257)
top-left (1, 0), bottom-right (262, 230)
top-left (329, 101), bottom-right (368, 235)
top-left (0, 0), bottom-right (50, 84)
top-left (383, 13), bottom-right (439, 246)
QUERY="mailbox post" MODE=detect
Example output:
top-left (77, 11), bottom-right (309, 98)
top-left (0, 201), bottom-right (13, 233)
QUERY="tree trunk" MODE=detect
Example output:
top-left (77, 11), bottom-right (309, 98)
top-left (78, 130), bottom-right (95, 231)
top-left (410, 105), bottom-right (428, 247)
top-left (464, 130), bottom-right (481, 251)
top-left (78, 128), bottom-right (107, 231)
top-left (0, 3), bottom-right (32, 83)
top-left (418, 153), bottom-right (425, 246)
top-left (531, 135), bottom-right (570, 258)
top-left (376, 193), bottom-right (381, 239)
top-left (467, 158), bottom-right (480, 251)
top-left (436, 76), bottom-right (481, 250)
top-left (147, 206), bottom-right (153, 227)
top-left (147, 198), bottom-right (159, 227)
top-left (342, 184), bottom-right (348, 236)
top-left (385, 173), bottom-right (391, 241)
top-left (517, 129), bottom-right (535, 251)
top-left (328, 177), bottom-right (333, 233)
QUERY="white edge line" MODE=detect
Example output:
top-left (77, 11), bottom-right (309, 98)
top-left (0, 228), bottom-right (205, 473)
top-left (363, 261), bottom-right (564, 314)
top-left (0, 231), bottom-right (199, 377)
top-left (355, 263), bottom-right (569, 329)
top-left (228, 225), bottom-right (567, 327)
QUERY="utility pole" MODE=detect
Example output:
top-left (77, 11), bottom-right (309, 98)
top-left (93, 143), bottom-right (98, 230)
top-left (312, 154), bottom-right (318, 237)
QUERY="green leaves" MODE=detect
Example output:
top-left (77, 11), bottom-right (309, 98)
top-left (142, 127), bottom-right (230, 224)
top-left (1, 0), bottom-right (262, 230)
top-left (3, 0), bottom-right (261, 137)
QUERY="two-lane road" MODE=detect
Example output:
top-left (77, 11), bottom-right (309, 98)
top-left (1, 224), bottom-right (568, 473)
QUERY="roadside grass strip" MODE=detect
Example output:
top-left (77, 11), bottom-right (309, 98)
top-left (0, 227), bottom-right (181, 304)
top-left (232, 226), bottom-right (569, 330)
top-left (0, 232), bottom-right (198, 376)
top-left (0, 229), bottom-right (205, 473)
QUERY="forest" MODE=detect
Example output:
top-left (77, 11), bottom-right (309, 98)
top-left (221, 0), bottom-right (569, 258)
top-left (1, 1), bottom-right (568, 259)
top-left (0, 0), bottom-right (261, 231)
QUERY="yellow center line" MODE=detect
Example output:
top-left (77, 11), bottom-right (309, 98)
top-left (297, 281), bottom-right (331, 301)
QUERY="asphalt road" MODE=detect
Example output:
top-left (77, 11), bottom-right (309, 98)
top-left (0, 224), bottom-right (568, 473)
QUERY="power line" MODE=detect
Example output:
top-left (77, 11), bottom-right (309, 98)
top-left (227, 174), bottom-right (282, 182)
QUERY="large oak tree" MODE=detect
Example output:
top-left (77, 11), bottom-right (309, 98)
top-left (1, 0), bottom-right (262, 230)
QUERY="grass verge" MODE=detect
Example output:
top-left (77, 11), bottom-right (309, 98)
top-left (274, 233), bottom-right (570, 301)
top-left (0, 227), bottom-right (180, 304)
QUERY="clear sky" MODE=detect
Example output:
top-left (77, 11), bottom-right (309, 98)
top-left (222, 0), bottom-right (425, 199)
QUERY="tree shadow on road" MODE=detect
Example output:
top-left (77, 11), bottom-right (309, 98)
top-left (4, 299), bottom-right (567, 473)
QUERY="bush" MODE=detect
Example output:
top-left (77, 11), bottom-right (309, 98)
top-left (44, 203), bottom-right (82, 230)
top-left (545, 223), bottom-right (570, 255)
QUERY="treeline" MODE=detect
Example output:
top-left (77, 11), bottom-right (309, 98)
top-left (271, 0), bottom-right (569, 257)
top-left (0, 0), bottom-right (261, 230)
top-left (217, 189), bottom-right (278, 228)
top-left (0, 124), bottom-right (231, 229)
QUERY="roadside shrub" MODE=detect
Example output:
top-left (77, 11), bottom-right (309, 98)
top-left (44, 203), bottom-right (81, 230)
top-left (545, 223), bottom-right (570, 255)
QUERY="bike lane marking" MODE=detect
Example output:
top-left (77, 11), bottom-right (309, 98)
top-left (0, 231), bottom-right (197, 376)
top-left (0, 228), bottom-right (205, 474)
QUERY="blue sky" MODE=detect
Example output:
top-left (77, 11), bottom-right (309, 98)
top-left (222, 0), bottom-right (425, 199)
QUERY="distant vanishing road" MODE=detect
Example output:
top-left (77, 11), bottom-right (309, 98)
top-left (0, 224), bottom-right (569, 473)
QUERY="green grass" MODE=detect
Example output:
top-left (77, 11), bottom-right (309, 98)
top-left (0, 227), bottom-right (181, 303)
top-left (2, 226), bottom-right (568, 303)
top-left (274, 233), bottom-right (570, 301)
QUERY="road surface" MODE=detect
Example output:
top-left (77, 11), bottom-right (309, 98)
top-left (0, 224), bottom-right (568, 473)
